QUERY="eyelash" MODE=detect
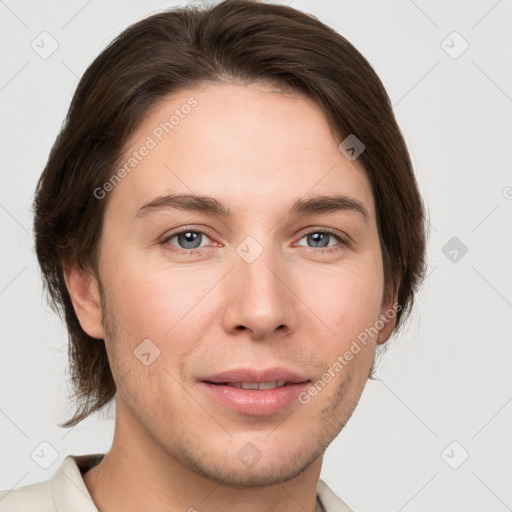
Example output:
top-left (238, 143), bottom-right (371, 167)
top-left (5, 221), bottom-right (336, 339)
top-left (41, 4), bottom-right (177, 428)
top-left (160, 227), bottom-right (349, 256)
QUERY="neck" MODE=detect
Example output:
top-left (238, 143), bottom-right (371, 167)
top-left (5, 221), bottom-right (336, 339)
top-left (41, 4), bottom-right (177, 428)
top-left (83, 400), bottom-right (324, 512)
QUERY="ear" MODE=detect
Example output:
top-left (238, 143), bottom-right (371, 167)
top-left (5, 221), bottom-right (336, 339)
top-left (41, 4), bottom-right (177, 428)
top-left (63, 261), bottom-right (105, 340)
top-left (376, 291), bottom-right (399, 345)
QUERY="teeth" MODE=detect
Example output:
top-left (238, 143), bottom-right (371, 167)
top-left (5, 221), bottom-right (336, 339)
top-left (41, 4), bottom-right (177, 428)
top-left (229, 380), bottom-right (287, 390)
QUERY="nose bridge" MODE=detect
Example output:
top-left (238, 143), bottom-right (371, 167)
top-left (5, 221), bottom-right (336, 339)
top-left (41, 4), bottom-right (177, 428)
top-left (223, 234), bottom-right (294, 338)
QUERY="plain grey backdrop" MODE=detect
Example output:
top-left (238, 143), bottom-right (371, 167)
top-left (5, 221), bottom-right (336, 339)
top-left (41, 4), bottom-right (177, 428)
top-left (1, 1), bottom-right (511, 511)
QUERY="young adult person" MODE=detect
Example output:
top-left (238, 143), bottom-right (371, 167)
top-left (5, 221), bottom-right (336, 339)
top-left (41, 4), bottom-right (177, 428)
top-left (0, 1), bottom-right (426, 510)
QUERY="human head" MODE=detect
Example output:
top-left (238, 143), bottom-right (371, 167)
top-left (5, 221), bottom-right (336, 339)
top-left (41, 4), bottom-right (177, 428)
top-left (33, 0), bottom-right (426, 442)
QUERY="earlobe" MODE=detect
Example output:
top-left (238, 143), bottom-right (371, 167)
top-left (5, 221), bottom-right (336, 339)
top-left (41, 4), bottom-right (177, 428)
top-left (376, 294), bottom-right (399, 345)
top-left (376, 315), bottom-right (396, 345)
top-left (63, 262), bottom-right (105, 340)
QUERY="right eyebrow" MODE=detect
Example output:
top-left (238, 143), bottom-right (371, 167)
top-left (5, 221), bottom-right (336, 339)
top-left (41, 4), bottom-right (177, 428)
top-left (134, 193), bottom-right (231, 219)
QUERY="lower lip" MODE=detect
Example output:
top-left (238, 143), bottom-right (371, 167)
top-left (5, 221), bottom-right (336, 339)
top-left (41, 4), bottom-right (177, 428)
top-left (200, 382), bottom-right (310, 415)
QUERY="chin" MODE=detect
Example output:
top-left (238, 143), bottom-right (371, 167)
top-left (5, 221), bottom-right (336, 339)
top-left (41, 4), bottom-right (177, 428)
top-left (176, 436), bottom-right (328, 488)
top-left (193, 458), bottom-right (315, 488)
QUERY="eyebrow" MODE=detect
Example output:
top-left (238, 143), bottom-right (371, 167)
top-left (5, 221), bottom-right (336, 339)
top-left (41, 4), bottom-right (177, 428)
top-left (134, 193), bottom-right (370, 224)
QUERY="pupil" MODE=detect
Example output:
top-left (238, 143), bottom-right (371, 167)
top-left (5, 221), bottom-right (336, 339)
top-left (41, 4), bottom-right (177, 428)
top-left (309, 233), bottom-right (328, 248)
top-left (180, 231), bottom-right (201, 249)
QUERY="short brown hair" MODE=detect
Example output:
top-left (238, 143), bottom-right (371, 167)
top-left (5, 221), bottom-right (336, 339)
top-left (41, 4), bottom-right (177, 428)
top-left (34, 0), bottom-right (427, 427)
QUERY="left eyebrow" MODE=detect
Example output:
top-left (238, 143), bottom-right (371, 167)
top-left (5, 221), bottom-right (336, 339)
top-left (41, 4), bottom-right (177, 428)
top-left (289, 194), bottom-right (370, 225)
top-left (134, 193), bottom-right (370, 225)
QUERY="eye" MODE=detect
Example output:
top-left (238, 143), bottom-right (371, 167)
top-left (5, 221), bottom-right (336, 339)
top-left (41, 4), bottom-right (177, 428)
top-left (295, 229), bottom-right (348, 253)
top-left (162, 229), bottom-right (213, 253)
top-left (160, 227), bottom-right (348, 256)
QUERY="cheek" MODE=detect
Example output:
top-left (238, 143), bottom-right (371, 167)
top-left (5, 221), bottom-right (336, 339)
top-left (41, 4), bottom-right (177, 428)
top-left (100, 250), bottom-right (223, 350)
top-left (99, 258), bottom-right (211, 408)
top-left (300, 259), bottom-right (384, 349)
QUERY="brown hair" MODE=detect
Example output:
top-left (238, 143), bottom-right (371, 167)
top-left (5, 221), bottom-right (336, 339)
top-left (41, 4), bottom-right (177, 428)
top-left (33, 0), bottom-right (427, 427)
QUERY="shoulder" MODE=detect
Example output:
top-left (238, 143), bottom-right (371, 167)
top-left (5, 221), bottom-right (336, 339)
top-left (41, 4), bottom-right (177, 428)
top-left (0, 454), bottom-right (104, 512)
top-left (0, 476), bottom-right (55, 511)
top-left (317, 478), bottom-right (356, 512)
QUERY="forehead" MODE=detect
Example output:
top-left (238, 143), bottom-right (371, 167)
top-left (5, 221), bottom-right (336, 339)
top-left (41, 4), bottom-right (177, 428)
top-left (106, 82), bottom-right (376, 222)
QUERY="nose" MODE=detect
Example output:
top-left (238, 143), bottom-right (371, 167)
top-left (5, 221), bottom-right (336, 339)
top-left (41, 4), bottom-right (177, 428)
top-left (221, 239), bottom-right (297, 341)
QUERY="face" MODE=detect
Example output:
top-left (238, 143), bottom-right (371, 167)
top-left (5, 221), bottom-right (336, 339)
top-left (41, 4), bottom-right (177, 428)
top-left (80, 82), bottom-right (396, 486)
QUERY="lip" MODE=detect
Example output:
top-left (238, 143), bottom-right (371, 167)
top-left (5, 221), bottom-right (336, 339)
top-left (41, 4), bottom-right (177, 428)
top-left (199, 367), bottom-right (311, 415)
top-left (201, 367), bottom-right (309, 385)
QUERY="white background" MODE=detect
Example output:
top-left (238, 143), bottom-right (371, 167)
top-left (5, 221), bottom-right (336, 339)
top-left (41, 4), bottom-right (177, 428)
top-left (1, 1), bottom-right (511, 511)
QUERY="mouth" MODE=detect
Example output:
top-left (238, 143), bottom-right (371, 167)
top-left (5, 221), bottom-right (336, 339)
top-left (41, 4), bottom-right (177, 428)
top-left (199, 367), bottom-right (311, 415)
top-left (206, 380), bottom-right (291, 390)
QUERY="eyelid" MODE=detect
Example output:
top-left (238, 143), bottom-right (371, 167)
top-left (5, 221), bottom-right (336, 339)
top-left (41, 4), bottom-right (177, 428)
top-left (159, 226), bottom-right (218, 251)
top-left (161, 225), bottom-right (216, 241)
top-left (295, 227), bottom-right (350, 246)
top-left (160, 225), bottom-right (350, 254)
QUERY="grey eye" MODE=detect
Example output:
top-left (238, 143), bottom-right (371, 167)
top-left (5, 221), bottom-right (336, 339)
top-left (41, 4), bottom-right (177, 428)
top-left (306, 232), bottom-right (331, 248)
top-left (297, 232), bottom-right (339, 249)
top-left (168, 231), bottom-right (211, 250)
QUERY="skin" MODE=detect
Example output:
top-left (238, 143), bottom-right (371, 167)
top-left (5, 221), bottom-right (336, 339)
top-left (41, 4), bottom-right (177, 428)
top-left (66, 82), bottom-right (397, 512)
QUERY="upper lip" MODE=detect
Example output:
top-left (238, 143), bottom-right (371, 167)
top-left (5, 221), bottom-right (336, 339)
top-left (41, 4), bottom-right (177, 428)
top-left (201, 367), bottom-right (310, 384)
